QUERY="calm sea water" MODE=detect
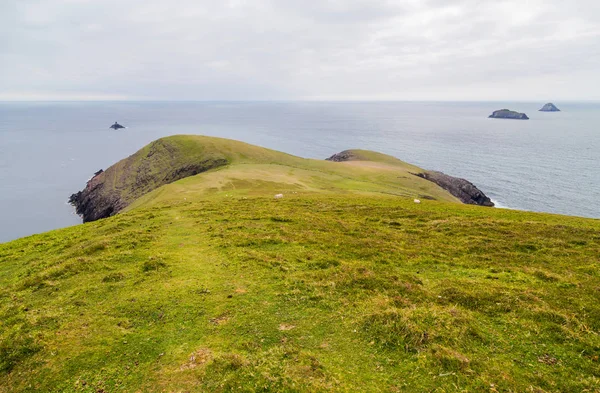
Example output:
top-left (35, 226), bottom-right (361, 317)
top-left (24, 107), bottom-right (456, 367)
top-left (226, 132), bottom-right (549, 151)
top-left (0, 101), bottom-right (598, 243)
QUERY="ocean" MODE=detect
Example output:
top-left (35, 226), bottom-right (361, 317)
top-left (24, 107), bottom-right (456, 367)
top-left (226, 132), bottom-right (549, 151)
top-left (0, 101), bottom-right (598, 243)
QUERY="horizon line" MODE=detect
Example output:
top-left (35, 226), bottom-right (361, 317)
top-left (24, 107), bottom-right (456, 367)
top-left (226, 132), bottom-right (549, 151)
top-left (1, 98), bottom-right (599, 103)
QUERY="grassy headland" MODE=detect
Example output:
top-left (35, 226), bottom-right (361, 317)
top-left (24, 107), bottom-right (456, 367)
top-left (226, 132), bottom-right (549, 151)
top-left (1, 136), bottom-right (599, 392)
top-left (70, 135), bottom-right (458, 222)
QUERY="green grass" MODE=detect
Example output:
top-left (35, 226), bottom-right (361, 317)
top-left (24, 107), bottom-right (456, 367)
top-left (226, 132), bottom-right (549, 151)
top-left (1, 195), bottom-right (600, 392)
top-left (1, 136), bottom-right (600, 392)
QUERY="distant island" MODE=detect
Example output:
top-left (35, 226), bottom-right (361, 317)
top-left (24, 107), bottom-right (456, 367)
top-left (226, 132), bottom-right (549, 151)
top-left (539, 103), bottom-right (560, 112)
top-left (110, 121), bottom-right (125, 130)
top-left (488, 109), bottom-right (529, 120)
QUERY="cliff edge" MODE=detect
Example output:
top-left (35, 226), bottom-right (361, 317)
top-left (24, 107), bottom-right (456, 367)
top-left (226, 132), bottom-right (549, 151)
top-left (326, 150), bottom-right (494, 207)
top-left (69, 136), bottom-right (230, 222)
top-left (412, 171), bottom-right (494, 206)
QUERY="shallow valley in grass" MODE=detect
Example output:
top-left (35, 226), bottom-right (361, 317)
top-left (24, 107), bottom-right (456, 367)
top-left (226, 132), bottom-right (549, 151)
top-left (1, 136), bottom-right (599, 392)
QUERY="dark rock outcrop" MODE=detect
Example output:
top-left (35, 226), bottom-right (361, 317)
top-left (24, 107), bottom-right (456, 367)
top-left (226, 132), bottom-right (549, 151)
top-left (539, 103), bottom-right (560, 112)
top-left (110, 122), bottom-right (125, 130)
top-left (413, 172), bottom-right (494, 207)
top-left (69, 171), bottom-right (118, 222)
top-left (488, 109), bottom-right (529, 120)
top-left (69, 138), bottom-right (229, 222)
top-left (326, 151), bottom-right (361, 162)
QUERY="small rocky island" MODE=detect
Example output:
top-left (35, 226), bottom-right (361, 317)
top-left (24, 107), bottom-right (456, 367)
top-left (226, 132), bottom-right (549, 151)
top-left (539, 103), bottom-right (560, 112)
top-left (110, 122), bottom-right (125, 130)
top-left (488, 109), bottom-right (529, 120)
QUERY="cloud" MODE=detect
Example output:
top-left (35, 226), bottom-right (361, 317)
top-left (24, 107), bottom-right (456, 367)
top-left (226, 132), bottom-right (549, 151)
top-left (1, 0), bottom-right (599, 100)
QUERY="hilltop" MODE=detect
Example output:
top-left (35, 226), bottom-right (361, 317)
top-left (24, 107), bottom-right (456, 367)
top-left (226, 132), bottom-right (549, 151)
top-left (1, 136), bottom-right (599, 392)
top-left (68, 135), bottom-right (474, 223)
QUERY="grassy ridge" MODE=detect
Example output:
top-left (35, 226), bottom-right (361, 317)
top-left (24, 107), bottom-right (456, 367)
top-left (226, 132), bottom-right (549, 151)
top-left (1, 193), bottom-right (600, 392)
top-left (72, 135), bottom-right (458, 221)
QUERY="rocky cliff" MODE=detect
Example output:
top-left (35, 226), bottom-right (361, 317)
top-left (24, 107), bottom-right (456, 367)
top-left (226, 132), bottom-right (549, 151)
top-left (412, 171), bottom-right (494, 206)
top-left (69, 137), bottom-right (229, 222)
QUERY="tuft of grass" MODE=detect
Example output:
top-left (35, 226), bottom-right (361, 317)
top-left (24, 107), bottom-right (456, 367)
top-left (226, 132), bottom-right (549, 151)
top-left (141, 258), bottom-right (167, 272)
top-left (102, 272), bottom-right (125, 283)
top-left (0, 334), bottom-right (40, 373)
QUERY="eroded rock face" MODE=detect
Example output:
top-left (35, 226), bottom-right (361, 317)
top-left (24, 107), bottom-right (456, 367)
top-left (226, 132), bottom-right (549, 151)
top-left (489, 109), bottom-right (529, 120)
top-left (69, 139), bottom-right (229, 222)
top-left (413, 171), bottom-right (494, 207)
top-left (69, 171), bottom-right (122, 222)
top-left (539, 103), bottom-right (560, 112)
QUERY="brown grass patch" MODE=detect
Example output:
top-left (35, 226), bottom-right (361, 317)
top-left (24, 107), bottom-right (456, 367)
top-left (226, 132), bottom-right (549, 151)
top-left (180, 348), bottom-right (213, 370)
top-left (209, 315), bottom-right (230, 325)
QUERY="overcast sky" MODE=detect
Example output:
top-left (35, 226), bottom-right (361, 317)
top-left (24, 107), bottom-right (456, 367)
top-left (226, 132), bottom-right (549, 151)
top-left (1, 0), bottom-right (599, 101)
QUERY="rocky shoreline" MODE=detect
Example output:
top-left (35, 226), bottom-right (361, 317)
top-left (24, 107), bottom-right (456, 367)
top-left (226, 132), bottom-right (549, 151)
top-left (68, 169), bottom-right (120, 222)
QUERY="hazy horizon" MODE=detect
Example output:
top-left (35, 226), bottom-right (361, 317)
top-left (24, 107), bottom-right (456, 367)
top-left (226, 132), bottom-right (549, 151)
top-left (2, 0), bottom-right (599, 101)
top-left (2, 99), bottom-right (600, 103)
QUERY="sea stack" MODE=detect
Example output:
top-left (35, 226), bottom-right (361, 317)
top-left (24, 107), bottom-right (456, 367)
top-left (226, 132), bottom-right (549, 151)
top-left (488, 109), bottom-right (529, 120)
top-left (539, 103), bottom-right (560, 112)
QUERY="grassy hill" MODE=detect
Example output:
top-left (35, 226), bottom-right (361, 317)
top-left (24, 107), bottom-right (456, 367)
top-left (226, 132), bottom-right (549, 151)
top-left (1, 136), bottom-right (599, 392)
top-left (69, 135), bottom-right (459, 222)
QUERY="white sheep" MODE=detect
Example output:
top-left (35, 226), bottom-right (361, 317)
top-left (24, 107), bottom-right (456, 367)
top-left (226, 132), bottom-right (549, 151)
top-left (274, 194), bottom-right (284, 199)
top-left (414, 199), bottom-right (421, 204)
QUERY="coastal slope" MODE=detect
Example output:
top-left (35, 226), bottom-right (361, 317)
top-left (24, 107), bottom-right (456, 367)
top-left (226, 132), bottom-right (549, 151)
top-left (326, 150), bottom-right (494, 206)
top-left (2, 194), bottom-right (600, 392)
top-left (2, 136), bottom-right (599, 392)
top-left (70, 135), bottom-right (466, 222)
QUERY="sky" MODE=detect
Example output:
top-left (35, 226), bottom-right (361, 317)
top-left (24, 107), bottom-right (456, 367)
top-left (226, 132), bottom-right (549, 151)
top-left (1, 0), bottom-right (599, 101)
